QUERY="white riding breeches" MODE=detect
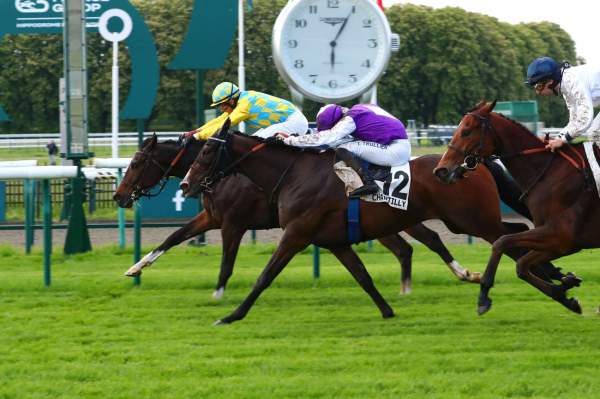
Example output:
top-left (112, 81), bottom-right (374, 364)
top-left (339, 139), bottom-right (411, 167)
top-left (252, 110), bottom-right (309, 138)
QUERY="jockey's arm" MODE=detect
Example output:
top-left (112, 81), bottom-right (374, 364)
top-left (556, 75), bottom-right (594, 142)
top-left (192, 100), bottom-right (252, 140)
top-left (283, 116), bottom-right (356, 147)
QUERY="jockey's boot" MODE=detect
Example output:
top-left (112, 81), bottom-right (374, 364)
top-left (335, 148), bottom-right (379, 198)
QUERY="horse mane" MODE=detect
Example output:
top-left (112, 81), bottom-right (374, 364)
top-left (494, 112), bottom-right (537, 136)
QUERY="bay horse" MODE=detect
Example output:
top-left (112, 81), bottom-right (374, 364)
top-left (179, 119), bottom-right (566, 324)
top-left (433, 100), bottom-right (589, 315)
top-left (113, 135), bottom-right (479, 298)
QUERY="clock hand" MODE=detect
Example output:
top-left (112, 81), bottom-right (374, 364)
top-left (330, 41), bottom-right (336, 71)
top-left (332, 9), bottom-right (353, 44)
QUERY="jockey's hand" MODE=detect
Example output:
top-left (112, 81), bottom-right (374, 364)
top-left (545, 138), bottom-right (565, 152)
top-left (178, 130), bottom-right (196, 146)
top-left (274, 132), bottom-right (289, 141)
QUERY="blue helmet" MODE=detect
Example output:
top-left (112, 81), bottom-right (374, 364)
top-left (525, 57), bottom-right (561, 87)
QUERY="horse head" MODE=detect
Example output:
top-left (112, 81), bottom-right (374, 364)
top-left (180, 118), bottom-right (233, 197)
top-left (433, 100), bottom-right (499, 184)
top-left (113, 133), bottom-right (190, 207)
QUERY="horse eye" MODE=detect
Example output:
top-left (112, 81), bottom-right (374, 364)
top-left (461, 130), bottom-right (472, 138)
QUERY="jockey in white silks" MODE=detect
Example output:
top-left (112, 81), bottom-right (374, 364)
top-left (525, 56), bottom-right (600, 151)
top-left (278, 103), bottom-right (411, 198)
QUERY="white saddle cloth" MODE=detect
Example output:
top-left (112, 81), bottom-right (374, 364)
top-left (333, 161), bottom-right (411, 210)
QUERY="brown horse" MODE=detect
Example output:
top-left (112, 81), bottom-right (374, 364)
top-left (113, 135), bottom-right (479, 298)
top-left (433, 100), bottom-right (588, 315)
top-left (180, 120), bottom-right (565, 324)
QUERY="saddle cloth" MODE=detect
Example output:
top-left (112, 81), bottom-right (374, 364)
top-left (583, 142), bottom-right (600, 198)
top-left (333, 161), bottom-right (411, 210)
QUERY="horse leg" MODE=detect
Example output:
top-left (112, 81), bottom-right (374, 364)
top-left (405, 224), bottom-right (480, 283)
top-left (514, 250), bottom-right (582, 314)
top-left (329, 246), bottom-right (395, 318)
top-left (481, 224), bottom-right (581, 315)
top-left (124, 210), bottom-right (219, 277)
top-left (377, 234), bottom-right (413, 295)
top-left (502, 221), bottom-right (566, 283)
top-left (215, 230), bottom-right (311, 325)
top-left (212, 226), bottom-right (245, 300)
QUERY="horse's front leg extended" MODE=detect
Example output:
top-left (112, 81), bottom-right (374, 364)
top-left (215, 231), bottom-right (311, 325)
top-left (124, 210), bottom-right (220, 277)
top-left (329, 246), bottom-right (394, 318)
top-left (212, 226), bottom-right (246, 300)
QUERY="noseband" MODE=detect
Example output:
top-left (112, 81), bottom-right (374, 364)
top-left (123, 146), bottom-right (186, 202)
top-left (447, 112), bottom-right (495, 171)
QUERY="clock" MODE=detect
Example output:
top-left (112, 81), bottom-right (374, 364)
top-left (272, 0), bottom-right (394, 103)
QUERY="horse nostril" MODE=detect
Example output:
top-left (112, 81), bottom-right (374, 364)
top-left (180, 182), bottom-right (189, 191)
top-left (433, 167), bottom-right (448, 179)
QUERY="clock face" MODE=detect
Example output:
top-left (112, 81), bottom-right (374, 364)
top-left (273, 0), bottom-right (392, 102)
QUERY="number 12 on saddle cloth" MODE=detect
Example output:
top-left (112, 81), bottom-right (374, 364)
top-left (333, 161), bottom-right (412, 210)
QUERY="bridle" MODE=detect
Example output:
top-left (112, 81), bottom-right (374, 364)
top-left (122, 145), bottom-right (187, 202)
top-left (447, 112), bottom-right (497, 171)
top-left (191, 134), bottom-right (267, 193)
top-left (447, 111), bottom-right (588, 200)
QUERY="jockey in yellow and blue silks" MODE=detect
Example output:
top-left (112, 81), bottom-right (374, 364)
top-left (183, 82), bottom-right (309, 140)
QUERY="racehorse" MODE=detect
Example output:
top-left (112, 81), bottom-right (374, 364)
top-left (113, 134), bottom-right (479, 298)
top-left (179, 120), bottom-right (566, 324)
top-left (433, 100), bottom-right (589, 315)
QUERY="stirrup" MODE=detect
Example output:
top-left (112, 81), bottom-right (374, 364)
top-left (349, 183), bottom-right (379, 198)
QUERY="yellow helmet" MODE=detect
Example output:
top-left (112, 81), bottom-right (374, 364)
top-left (211, 82), bottom-right (240, 107)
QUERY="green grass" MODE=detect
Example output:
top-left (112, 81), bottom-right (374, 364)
top-left (1, 243), bottom-right (599, 398)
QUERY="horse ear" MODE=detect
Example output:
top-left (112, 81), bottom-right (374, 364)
top-left (481, 100), bottom-right (497, 115)
top-left (218, 118), bottom-right (231, 138)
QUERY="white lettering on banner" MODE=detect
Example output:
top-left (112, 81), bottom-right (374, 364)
top-left (172, 190), bottom-right (185, 212)
top-left (16, 0), bottom-right (111, 16)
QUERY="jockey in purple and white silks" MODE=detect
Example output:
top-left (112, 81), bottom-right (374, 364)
top-left (526, 56), bottom-right (600, 151)
top-left (280, 103), bottom-right (411, 198)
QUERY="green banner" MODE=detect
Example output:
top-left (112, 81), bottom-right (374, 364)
top-left (0, 0), bottom-right (159, 121)
top-left (169, 0), bottom-right (238, 70)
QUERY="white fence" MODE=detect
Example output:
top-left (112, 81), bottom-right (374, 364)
top-left (0, 132), bottom-right (181, 149)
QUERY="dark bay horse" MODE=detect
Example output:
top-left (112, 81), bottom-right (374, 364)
top-left (180, 120), bottom-right (564, 324)
top-left (113, 135), bottom-right (479, 298)
top-left (434, 100), bottom-right (590, 315)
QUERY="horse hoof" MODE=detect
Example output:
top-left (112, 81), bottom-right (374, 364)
top-left (382, 309), bottom-right (395, 319)
top-left (561, 272), bottom-right (582, 289)
top-left (477, 299), bottom-right (492, 315)
top-left (565, 297), bottom-right (582, 314)
top-left (124, 269), bottom-right (141, 277)
top-left (212, 287), bottom-right (225, 300)
top-left (213, 319), bottom-right (228, 326)
top-left (400, 281), bottom-right (412, 295)
top-left (596, 307), bottom-right (600, 316)
top-left (466, 271), bottom-right (482, 284)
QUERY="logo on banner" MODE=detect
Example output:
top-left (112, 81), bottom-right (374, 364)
top-left (15, 0), bottom-right (49, 13)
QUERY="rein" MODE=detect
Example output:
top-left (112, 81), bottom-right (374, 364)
top-left (197, 136), bottom-right (267, 192)
top-left (126, 145), bottom-right (187, 201)
top-left (448, 112), bottom-right (590, 200)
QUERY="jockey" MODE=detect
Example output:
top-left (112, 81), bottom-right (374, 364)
top-left (279, 103), bottom-right (410, 198)
top-left (182, 82), bottom-right (308, 140)
top-left (525, 56), bottom-right (600, 151)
